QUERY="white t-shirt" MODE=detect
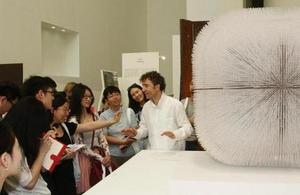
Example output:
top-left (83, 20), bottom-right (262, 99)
top-left (4, 158), bottom-right (50, 195)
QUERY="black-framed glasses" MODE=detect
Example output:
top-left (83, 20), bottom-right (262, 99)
top-left (44, 90), bottom-right (56, 96)
top-left (83, 95), bottom-right (94, 101)
top-left (107, 93), bottom-right (120, 99)
top-left (7, 98), bottom-right (17, 106)
top-left (56, 108), bottom-right (70, 113)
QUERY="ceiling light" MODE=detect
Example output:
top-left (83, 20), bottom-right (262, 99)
top-left (160, 56), bottom-right (166, 61)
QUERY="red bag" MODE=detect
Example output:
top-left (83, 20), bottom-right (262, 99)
top-left (89, 131), bottom-right (116, 187)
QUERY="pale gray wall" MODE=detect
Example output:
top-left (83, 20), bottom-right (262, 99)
top-left (187, 0), bottom-right (243, 21)
top-left (146, 0), bottom-right (186, 95)
top-left (0, 0), bottom-right (147, 102)
top-left (2, 0), bottom-right (299, 101)
top-left (265, 0), bottom-right (300, 7)
top-left (74, 0), bottom-right (147, 101)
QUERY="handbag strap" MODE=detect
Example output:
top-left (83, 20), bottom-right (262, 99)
top-left (90, 113), bottom-right (113, 176)
top-left (90, 113), bottom-right (98, 148)
top-left (61, 123), bottom-right (73, 144)
top-left (91, 130), bottom-right (95, 148)
top-left (127, 108), bottom-right (131, 125)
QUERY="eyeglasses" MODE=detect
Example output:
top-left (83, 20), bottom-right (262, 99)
top-left (44, 90), bottom-right (56, 96)
top-left (107, 93), bottom-right (120, 99)
top-left (83, 96), bottom-right (94, 101)
top-left (56, 108), bottom-right (70, 113)
top-left (7, 98), bottom-right (17, 106)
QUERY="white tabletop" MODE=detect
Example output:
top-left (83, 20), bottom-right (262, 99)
top-left (84, 150), bottom-right (300, 195)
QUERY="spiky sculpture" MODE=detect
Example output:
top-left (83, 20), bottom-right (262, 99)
top-left (193, 8), bottom-right (300, 167)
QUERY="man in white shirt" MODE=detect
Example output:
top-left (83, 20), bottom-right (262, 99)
top-left (122, 71), bottom-right (192, 150)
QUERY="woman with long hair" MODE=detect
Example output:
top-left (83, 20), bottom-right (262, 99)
top-left (0, 122), bottom-right (22, 191)
top-left (127, 83), bottom-right (148, 149)
top-left (3, 97), bottom-right (53, 194)
top-left (45, 92), bottom-right (119, 195)
top-left (69, 83), bottom-right (112, 194)
top-left (127, 83), bottom-right (148, 122)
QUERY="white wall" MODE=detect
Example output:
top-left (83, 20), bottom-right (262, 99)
top-left (0, 0), bottom-right (43, 76)
top-left (265, 0), bottom-right (300, 7)
top-left (4, 0), bottom-right (298, 103)
top-left (42, 24), bottom-right (80, 77)
top-left (186, 0), bottom-right (300, 21)
top-left (186, 0), bottom-right (244, 21)
top-left (0, 0), bottom-right (147, 103)
top-left (146, 0), bottom-right (186, 95)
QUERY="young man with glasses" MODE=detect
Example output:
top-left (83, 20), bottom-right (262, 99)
top-left (21, 76), bottom-right (57, 110)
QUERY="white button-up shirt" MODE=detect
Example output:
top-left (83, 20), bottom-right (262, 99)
top-left (135, 93), bottom-right (192, 150)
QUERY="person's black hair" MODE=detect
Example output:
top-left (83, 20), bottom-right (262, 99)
top-left (102, 86), bottom-right (121, 101)
top-left (69, 83), bottom-right (94, 123)
top-left (44, 76), bottom-right (57, 89)
top-left (50, 92), bottom-right (68, 126)
top-left (140, 71), bottom-right (166, 91)
top-left (22, 76), bottom-right (57, 97)
top-left (3, 97), bottom-right (49, 167)
top-left (0, 81), bottom-right (21, 102)
top-left (0, 121), bottom-right (16, 156)
top-left (127, 83), bottom-right (147, 113)
top-left (52, 92), bottom-right (68, 110)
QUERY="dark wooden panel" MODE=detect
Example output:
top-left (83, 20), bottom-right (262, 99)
top-left (245, 0), bottom-right (264, 7)
top-left (180, 19), bottom-right (207, 99)
top-left (0, 63), bottom-right (23, 87)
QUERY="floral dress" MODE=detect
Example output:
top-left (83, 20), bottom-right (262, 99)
top-left (69, 113), bottom-right (110, 194)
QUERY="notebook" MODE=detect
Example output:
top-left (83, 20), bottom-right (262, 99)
top-left (42, 137), bottom-right (67, 172)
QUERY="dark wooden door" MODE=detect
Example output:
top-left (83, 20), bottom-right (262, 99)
top-left (0, 63), bottom-right (23, 87)
top-left (180, 19), bottom-right (207, 99)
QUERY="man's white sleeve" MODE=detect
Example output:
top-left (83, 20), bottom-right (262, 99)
top-left (134, 110), bottom-right (148, 140)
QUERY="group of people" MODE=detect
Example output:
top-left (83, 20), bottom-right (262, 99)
top-left (0, 70), bottom-right (200, 195)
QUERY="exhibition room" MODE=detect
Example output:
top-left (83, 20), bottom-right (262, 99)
top-left (1, 0), bottom-right (300, 194)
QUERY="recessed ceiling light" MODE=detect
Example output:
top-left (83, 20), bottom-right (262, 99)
top-left (51, 26), bottom-right (56, 29)
top-left (160, 56), bottom-right (166, 60)
top-left (61, 29), bottom-right (66, 32)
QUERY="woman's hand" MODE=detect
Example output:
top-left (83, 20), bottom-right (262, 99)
top-left (39, 136), bottom-right (52, 155)
top-left (62, 148), bottom-right (76, 160)
top-left (123, 138), bottom-right (136, 145)
top-left (122, 128), bottom-right (137, 138)
top-left (102, 155), bottom-right (111, 167)
top-left (112, 111), bottom-right (121, 123)
top-left (119, 138), bottom-right (135, 152)
top-left (39, 129), bottom-right (57, 155)
top-left (44, 129), bottom-right (57, 138)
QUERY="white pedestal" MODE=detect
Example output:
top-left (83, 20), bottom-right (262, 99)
top-left (85, 150), bottom-right (300, 195)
